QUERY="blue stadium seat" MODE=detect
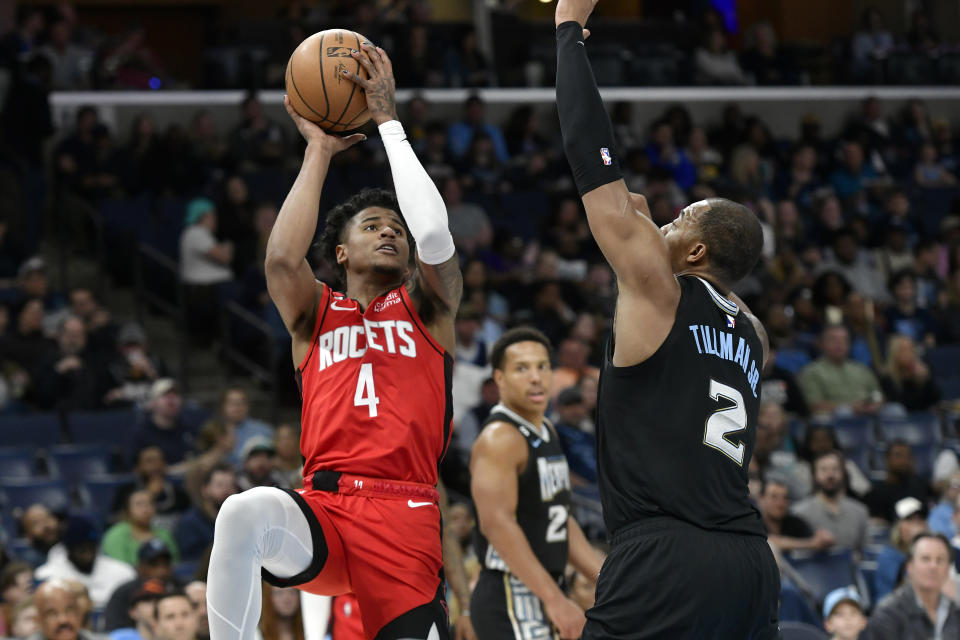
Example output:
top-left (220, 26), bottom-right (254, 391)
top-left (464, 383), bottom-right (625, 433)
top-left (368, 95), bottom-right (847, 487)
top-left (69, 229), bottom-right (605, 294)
top-left (786, 549), bottom-right (857, 603)
top-left (788, 419), bottom-right (807, 446)
top-left (67, 409), bottom-right (140, 455)
top-left (0, 413), bottom-right (63, 448)
top-left (0, 447), bottom-right (39, 480)
top-left (0, 478), bottom-right (71, 514)
top-left (0, 508), bottom-right (20, 540)
top-left (832, 416), bottom-right (876, 450)
top-left (173, 560), bottom-right (199, 583)
top-left (81, 474), bottom-right (135, 522)
top-left (780, 622), bottom-right (829, 640)
top-left (180, 403), bottom-right (212, 435)
top-left (925, 345), bottom-right (960, 379)
top-left (48, 445), bottom-right (112, 488)
top-left (940, 377), bottom-right (960, 404)
top-left (878, 413), bottom-right (941, 446)
top-left (874, 442), bottom-right (937, 479)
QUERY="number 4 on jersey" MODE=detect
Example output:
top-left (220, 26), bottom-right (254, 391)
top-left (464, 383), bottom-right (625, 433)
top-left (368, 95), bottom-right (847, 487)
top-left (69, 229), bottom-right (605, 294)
top-left (354, 363), bottom-right (380, 418)
top-left (703, 378), bottom-right (746, 466)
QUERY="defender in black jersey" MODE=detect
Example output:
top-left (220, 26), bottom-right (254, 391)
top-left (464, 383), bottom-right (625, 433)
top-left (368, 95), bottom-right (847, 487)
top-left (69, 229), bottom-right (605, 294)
top-left (555, 1), bottom-right (780, 638)
top-left (470, 328), bottom-right (605, 640)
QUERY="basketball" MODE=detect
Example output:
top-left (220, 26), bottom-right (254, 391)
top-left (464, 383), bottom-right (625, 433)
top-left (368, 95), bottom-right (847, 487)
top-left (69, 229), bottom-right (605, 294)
top-left (285, 29), bottom-right (372, 132)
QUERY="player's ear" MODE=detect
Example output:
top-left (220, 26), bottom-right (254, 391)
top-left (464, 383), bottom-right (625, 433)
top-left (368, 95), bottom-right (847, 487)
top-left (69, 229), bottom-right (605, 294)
top-left (335, 243), bottom-right (347, 265)
top-left (687, 241), bottom-right (706, 265)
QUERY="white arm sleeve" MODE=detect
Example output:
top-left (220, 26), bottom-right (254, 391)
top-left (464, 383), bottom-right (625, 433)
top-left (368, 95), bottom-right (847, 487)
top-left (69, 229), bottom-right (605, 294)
top-left (379, 120), bottom-right (456, 265)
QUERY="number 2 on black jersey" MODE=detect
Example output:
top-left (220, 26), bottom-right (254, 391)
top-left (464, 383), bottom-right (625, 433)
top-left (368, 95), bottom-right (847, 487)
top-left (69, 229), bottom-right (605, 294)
top-left (703, 378), bottom-right (746, 466)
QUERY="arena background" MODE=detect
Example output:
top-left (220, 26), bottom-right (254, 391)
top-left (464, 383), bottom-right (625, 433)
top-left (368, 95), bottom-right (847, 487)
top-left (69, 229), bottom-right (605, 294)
top-left (1, 0), bottom-right (960, 637)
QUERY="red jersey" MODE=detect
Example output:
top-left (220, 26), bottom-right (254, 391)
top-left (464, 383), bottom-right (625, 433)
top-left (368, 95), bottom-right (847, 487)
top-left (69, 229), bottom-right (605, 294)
top-left (296, 283), bottom-right (453, 485)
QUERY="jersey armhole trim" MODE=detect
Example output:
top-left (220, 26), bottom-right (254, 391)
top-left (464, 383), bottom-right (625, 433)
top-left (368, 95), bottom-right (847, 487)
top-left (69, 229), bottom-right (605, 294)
top-left (399, 284), bottom-right (444, 356)
top-left (297, 282), bottom-right (330, 373)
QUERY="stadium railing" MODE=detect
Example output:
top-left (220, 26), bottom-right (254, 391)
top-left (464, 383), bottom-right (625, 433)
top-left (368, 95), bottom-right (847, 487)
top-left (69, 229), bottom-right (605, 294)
top-left (134, 242), bottom-right (189, 393)
top-left (221, 300), bottom-right (282, 421)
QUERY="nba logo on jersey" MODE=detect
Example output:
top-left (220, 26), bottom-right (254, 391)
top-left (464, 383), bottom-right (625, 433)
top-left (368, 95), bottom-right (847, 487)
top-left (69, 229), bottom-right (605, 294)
top-left (726, 315), bottom-right (736, 329)
top-left (600, 147), bottom-right (612, 165)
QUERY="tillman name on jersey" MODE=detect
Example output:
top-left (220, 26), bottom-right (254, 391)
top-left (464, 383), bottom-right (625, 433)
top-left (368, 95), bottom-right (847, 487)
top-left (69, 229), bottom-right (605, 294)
top-left (316, 319), bottom-right (418, 372)
top-left (687, 324), bottom-right (761, 398)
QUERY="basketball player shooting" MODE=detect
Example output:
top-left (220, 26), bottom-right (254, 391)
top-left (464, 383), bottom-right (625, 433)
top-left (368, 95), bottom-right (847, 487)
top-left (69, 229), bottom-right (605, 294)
top-left (555, 1), bottom-right (781, 638)
top-left (206, 43), bottom-right (461, 640)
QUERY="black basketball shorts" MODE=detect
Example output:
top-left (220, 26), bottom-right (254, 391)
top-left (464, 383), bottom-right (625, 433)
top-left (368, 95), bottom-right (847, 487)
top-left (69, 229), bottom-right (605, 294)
top-left (471, 569), bottom-right (562, 640)
top-left (582, 516), bottom-right (781, 640)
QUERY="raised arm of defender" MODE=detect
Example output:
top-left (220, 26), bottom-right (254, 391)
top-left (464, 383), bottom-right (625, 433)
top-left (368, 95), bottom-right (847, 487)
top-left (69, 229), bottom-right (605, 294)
top-left (555, 0), bottom-right (679, 365)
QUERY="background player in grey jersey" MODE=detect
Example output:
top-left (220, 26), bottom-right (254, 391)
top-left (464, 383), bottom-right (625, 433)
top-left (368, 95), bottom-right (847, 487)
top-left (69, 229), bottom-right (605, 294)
top-left (470, 327), bottom-right (604, 640)
top-left (555, 0), bottom-right (779, 637)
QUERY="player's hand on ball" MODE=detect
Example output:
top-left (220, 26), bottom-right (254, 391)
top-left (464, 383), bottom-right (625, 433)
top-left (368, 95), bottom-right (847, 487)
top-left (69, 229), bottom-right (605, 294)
top-left (283, 95), bottom-right (366, 153)
top-left (556, 0), bottom-right (597, 37)
top-left (545, 595), bottom-right (586, 639)
top-left (342, 43), bottom-right (399, 126)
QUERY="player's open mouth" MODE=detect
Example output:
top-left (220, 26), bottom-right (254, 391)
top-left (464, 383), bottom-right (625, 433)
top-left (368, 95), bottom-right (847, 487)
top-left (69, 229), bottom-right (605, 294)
top-left (376, 245), bottom-right (397, 255)
top-left (528, 391), bottom-right (545, 402)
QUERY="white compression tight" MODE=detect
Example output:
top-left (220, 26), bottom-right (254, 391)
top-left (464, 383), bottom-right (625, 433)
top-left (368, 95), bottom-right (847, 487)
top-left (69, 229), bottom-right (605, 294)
top-left (206, 487), bottom-right (317, 640)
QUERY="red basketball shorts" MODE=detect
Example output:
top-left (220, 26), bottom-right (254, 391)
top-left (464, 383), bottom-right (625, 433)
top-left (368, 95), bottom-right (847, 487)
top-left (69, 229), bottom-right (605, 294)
top-left (262, 471), bottom-right (444, 639)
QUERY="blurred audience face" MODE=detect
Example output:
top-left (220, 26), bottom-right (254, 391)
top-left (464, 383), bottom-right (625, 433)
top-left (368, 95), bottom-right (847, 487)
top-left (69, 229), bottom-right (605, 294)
top-left (758, 482), bottom-right (789, 521)
top-left (69, 289), bottom-right (97, 321)
top-left (128, 490), bottom-right (156, 528)
top-left (556, 397), bottom-right (587, 427)
top-left (755, 403), bottom-right (786, 456)
top-left (892, 274), bottom-right (916, 306)
top-left (221, 389), bottom-right (249, 424)
top-left (58, 317), bottom-right (86, 356)
top-left (152, 389), bottom-right (183, 422)
top-left (12, 600), bottom-right (39, 638)
top-left (129, 599), bottom-right (157, 635)
top-left (225, 177), bottom-right (248, 206)
top-left (907, 536), bottom-right (951, 595)
top-left (36, 581), bottom-right (82, 640)
top-left (813, 453), bottom-right (845, 497)
top-left (886, 443), bottom-right (914, 479)
top-left (2, 564), bottom-right (34, 605)
top-left (19, 299), bottom-right (45, 335)
top-left (821, 325), bottom-right (850, 363)
top-left (824, 602), bottom-right (867, 640)
top-left (274, 425), bottom-right (300, 462)
top-left (494, 341), bottom-right (552, 419)
top-left (202, 470), bottom-right (237, 510)
top-left (23, 505), bottom-right (60, 549)
top-left (557, 340), bottom-right (588, 370)
top-left (184, 582), bottom-right (208, 639)
top-left (155, 595), bottom-right (198, 640)
top-left (897, 514), bottom-right (927, 550)
top-left (479, 378), bottom-right (499, 407)
top-left (447, 503), bottom-right (473, 545)
top-left (268, 586), bottom-right (299, 618)
top-left (842, 142), bottom-right (864, 172)
top-left (137, 446), bottom-right (167, 478)
top-left (243, 451), bottom-right (274, 482)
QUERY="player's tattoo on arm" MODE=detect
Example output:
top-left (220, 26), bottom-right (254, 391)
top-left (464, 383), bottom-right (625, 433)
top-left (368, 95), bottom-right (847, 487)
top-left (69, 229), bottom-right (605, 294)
top-left (406, 256), bottom-right (462, 325)
top-left (366, 77), bottom-right (398, 122)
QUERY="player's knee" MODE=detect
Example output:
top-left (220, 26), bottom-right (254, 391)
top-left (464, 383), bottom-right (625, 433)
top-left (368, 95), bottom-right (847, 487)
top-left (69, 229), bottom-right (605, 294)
top-left (215, 488), bottom-right (277, 538)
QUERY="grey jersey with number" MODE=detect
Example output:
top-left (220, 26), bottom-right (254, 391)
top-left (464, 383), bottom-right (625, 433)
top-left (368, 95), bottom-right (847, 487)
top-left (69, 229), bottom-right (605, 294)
top-left (473, 404), bottom-right (572, 577)
top-left (596, 275), bottom-right (766, 537)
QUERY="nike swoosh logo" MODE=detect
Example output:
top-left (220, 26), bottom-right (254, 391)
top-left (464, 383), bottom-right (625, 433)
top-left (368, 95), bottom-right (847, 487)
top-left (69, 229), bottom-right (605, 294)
top-left (330, 300), bottom-right (355, 311)
top-left (577, 41), bottom-right (584, 46)
top-left (408, 500), bottom-right (433, 508)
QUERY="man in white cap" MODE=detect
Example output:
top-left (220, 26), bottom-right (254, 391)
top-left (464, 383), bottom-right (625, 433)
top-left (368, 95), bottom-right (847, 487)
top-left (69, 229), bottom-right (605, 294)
top-left (236, 436), bottom-right (290, 491)
top-left (131, 379), bottom-right (191, 469)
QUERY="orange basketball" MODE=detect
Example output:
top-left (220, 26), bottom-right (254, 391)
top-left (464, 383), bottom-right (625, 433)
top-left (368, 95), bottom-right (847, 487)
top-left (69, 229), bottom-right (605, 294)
top-left (285, 29), bottom-right (372, 132)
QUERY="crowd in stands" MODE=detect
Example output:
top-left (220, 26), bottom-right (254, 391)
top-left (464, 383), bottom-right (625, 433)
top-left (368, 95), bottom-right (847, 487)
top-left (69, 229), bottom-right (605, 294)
top-left (5, 3), bottom-right (960, 92)
top-left (2, 3), bottom-right (960, 640)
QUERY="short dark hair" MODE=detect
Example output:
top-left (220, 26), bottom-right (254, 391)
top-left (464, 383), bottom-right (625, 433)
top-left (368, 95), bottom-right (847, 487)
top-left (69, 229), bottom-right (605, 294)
top-left (489, 327), bottom-right (552, 371)
top-left (907, 531), bottom-right (953, 563)
top-left (317, 188), bottom-right (414, 287)
top-left (886, 439), bottom-right (912, 457)
top-left (760, 477), bottom-right (789, 497)
top-left (155, 590), bottom-right (192, 619)
top-left (202, 462), bottom-right (235, 487)
top-left (696, 198), bottom-right (763, 286)
top-left (812, 449), bottom-right (846, 470)
top-left (888, 268), bottom-right (916, 293)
